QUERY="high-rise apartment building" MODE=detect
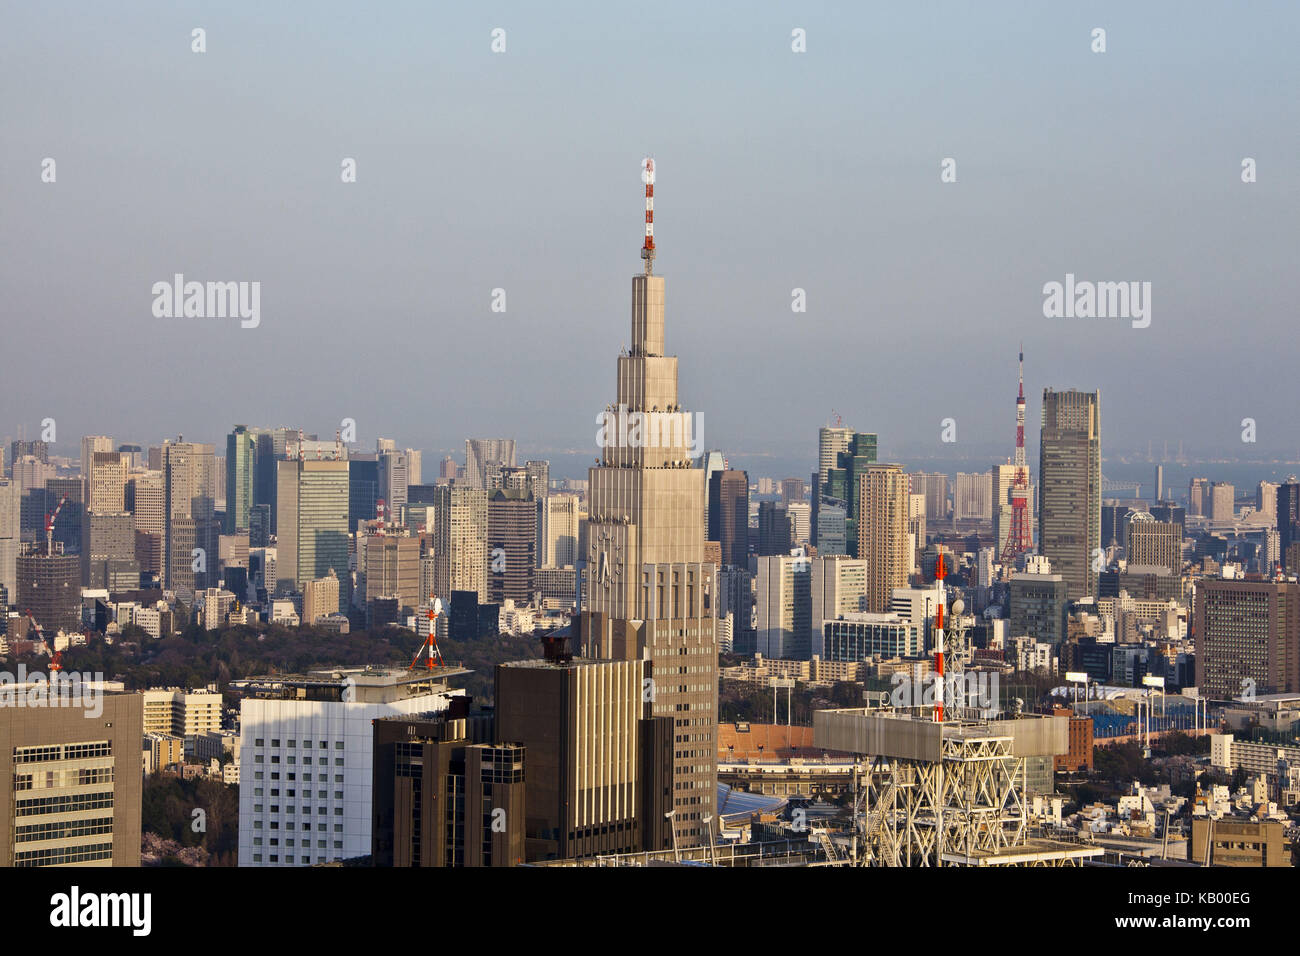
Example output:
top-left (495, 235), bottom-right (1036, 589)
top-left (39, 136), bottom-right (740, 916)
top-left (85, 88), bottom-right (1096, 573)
top-left (433, 485), bottom-right (488, 602)
top-left (1039, 389), bottom-right (1101, 600)
top-left (857, 464), bottom-right (910, 613)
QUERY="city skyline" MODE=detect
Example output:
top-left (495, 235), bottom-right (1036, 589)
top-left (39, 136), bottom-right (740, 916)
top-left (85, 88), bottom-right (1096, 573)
top-left (3, 2), bottom-right (1299, 465)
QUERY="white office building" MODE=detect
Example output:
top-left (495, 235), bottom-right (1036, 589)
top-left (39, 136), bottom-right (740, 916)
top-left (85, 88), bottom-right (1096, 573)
top-left (235, 666), bottom-right (467, 867)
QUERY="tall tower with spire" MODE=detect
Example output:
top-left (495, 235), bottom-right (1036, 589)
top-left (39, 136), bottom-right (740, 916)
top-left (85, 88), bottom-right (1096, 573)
top-left (581, 159), bottom-right (717, 850)
top-left (1001, 348), bottom-right (1032, 567)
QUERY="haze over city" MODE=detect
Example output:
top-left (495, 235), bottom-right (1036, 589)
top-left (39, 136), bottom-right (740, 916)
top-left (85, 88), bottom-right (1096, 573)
top-left (3, 1), bottom-right (1298, 471)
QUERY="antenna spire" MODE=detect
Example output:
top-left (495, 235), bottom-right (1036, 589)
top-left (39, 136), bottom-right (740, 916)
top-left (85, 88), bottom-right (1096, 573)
top-left (640, 157), bottom-right (655, 274)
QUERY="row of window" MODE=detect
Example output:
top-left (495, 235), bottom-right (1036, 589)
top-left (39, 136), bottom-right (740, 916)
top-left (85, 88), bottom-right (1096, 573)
top-left (16, 816), bottom-right (114, 843)
top-left (254, 739), bottom-right (346, 749)
top-left (15, 842), bottom-right (113, 867)
top-left (250, 853), bottom-right (338, 863)
top-left (252, 772), bottom-right (343, 783)
top-left (252, 810), bottom-right (344, 827)
top-left (253, 754), bottom-right (346, 766)
top-left (15, 791), bottom-right (114, 817)
top-left (249, 816), bottom-right (343, 832)
top-left (12, 741), bottom-right (111, 763)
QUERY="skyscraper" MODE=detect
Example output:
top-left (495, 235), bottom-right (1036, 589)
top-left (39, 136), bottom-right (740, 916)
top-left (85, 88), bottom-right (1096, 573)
top-left (433, 484), bottom-right (488, 602)
top-left (1038, 389), bottom-right (1101, 600)
top-left (857, 464), bottom-right (910, 613)
top-left (755, 553), bottom-right (812, 659)
top-left (1196, 578), bottom-right (1300, 699)
top-left (378, 450), bottom-right (410, 525)
top-left (708, 470), bottom-right (749, 569)
top-left (162, 440), bottom-right (217, 590)
top-left (275, 458), bottom-right (349, 601)
top-left (538, 493), bottom-right (581, 569)
top-left (487, 488), bottom-right (536, 606)
top-left (225, 425), bottom-right (255, 533)
top-left (1278, 482), bottom-right (1300, 569)
top-left (824, 432), bottom-right (878, 556)
top-left (581, 161), bottom-right (717, 848)
top-left (465, 439), bottom-right (516, 490)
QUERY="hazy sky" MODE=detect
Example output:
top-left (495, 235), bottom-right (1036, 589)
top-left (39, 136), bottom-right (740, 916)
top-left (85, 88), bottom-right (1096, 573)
top-left (3, 1), bottom-right (1298, 477)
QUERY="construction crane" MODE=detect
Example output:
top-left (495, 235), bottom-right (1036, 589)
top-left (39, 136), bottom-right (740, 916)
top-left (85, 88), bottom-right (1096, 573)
top-left (44, 493), bottom-right (69, 555)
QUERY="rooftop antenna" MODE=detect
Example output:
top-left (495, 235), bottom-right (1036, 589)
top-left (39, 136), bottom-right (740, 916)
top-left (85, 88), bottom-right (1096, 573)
top-left (409, 596), bottom-right (446, 670)
top-left (640, 157), bottom-right (655, 275)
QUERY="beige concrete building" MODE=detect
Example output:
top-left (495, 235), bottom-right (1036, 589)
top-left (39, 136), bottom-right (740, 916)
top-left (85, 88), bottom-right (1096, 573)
top-left (538, 492), bottom-right (581, 569)
top-left (433, 484), bottom-right (487, 601)
top-left (303, 569), bottom-right (341, 624)
top-left (140, 687), bottom-right (222, 738)
top-left (581, 233), bottom-right (717, 850)
top-left (88, 450), bottom-right (128, 514)
top-left (858, 464), bottom-right (910, 613)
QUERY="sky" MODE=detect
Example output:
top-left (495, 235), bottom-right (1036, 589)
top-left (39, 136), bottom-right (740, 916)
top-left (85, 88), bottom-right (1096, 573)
top-left (2, 1), bottom-right (1298, 479)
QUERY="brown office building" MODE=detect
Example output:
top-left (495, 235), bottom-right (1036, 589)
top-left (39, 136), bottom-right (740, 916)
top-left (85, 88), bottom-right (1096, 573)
top-left (372, 709), bottom-right (525, 867)
top-left (1195, 577), bottom-right (1300, 700)
top-left (708, 469), bottom-right (750, 568)
top-left (494, 643), bottom-right (673, 861)
top-left (0, 687), bottom-right (143, 866)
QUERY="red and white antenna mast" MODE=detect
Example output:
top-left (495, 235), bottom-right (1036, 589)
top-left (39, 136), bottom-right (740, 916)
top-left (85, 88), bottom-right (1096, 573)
top-left (1001, 347), bottom-right (1032, 566)
top-left (409, 596), bottom-right (446, 671)
top-left (933, 552), bottom-right (947, 723)
top-left (640, 157), bottom-right (655, 275)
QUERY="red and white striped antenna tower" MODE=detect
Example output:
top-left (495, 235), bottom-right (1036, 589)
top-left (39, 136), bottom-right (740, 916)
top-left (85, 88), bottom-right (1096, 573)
top-left (640, 157), bottom-right (655, 275)
top-left (409, 596), bottom-right (446, 671)
top-left (375, 498), bottom-right (386, 535)
top-left (933, 553), bottom-right (947, 723)
top-left (1001, 347), bottom-right (1032, 566)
